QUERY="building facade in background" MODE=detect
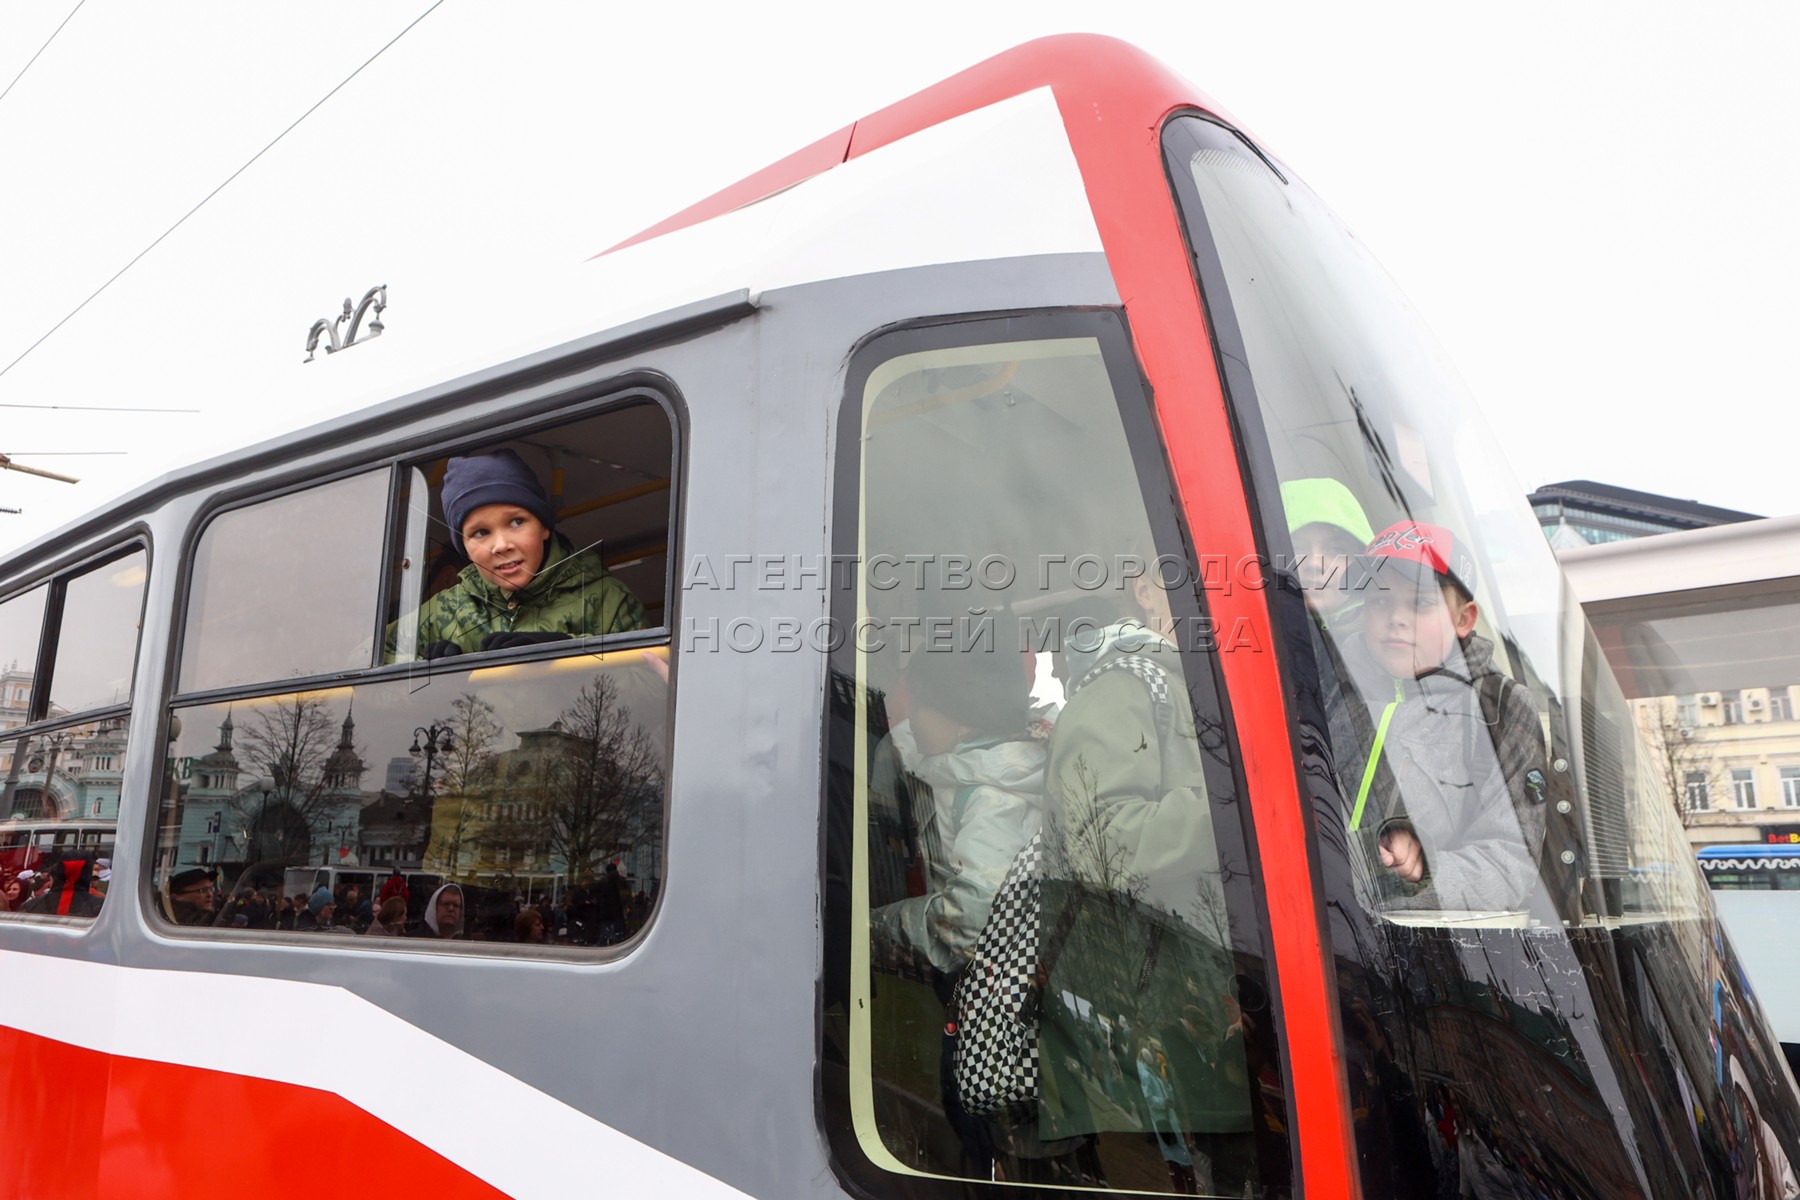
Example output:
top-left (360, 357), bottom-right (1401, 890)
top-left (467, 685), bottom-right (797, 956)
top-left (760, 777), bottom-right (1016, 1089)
top-left (1531, 478), bottom-right (1760, 548)
top-left (1562, 515), bottom-right (1800, 850)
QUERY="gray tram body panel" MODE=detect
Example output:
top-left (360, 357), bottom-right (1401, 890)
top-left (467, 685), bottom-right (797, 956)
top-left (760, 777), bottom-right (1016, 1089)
top-left (0, 251), bottom-right (1119, 1197)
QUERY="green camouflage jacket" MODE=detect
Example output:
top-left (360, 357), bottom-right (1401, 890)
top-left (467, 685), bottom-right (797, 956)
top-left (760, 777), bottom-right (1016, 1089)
top-left (402, 536), bottom-right (645, 657)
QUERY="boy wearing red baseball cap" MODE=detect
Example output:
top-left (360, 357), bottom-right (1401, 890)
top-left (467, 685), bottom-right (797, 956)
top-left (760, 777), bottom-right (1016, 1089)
top-left (1330, 520), bottom-right (1549, 913)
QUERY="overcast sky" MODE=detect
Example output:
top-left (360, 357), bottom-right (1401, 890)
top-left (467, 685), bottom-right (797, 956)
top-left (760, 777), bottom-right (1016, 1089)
top-left (1, 2), bottom-right (1794, 556)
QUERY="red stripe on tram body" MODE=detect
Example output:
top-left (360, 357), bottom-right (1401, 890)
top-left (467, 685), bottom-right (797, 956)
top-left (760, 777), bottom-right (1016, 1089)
top-left (1051, 50), bottom-right (1362, 1199)
top-left (601, 34), bottom-right (1364, 1197)
top-left (0, 1025), bottom-right (512, 1200)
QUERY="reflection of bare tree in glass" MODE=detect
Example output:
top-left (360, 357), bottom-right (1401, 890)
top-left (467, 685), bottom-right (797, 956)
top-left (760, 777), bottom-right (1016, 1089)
top-left (233, 694), bottom-right (343, 863)
top-left (1635, 699), bottom-right (1728, 821)
top-left (1185, 868), bottom-right (1234, 953)
top-left (427, 693), bottom-right (502, 877)
top-left (1051, 757), bottom-right (1149, 904)
top-left (536, 677), bottom-right (661, 887)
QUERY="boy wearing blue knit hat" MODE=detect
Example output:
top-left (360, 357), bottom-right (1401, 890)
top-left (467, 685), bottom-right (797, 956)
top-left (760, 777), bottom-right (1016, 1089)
top-left (392, 449), bottom-right (645, 660)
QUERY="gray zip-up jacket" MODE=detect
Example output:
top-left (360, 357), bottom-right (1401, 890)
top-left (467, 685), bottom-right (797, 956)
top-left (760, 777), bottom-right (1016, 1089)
top-left (870, 723), bottom-right (1046, 973)
top-left (1328, 632), bottom-right (1549, 914)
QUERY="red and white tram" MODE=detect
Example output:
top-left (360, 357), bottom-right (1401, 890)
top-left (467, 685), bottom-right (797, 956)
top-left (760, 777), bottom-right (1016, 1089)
top-left (0, 35), bottom-right (1793, 1200)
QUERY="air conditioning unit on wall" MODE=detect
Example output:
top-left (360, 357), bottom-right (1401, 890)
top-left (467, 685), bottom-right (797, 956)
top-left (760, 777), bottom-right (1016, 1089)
top-left (1699, 693), bottom-right (1721, 706)
top-left (1749, 697), bottom-right (1765, 710)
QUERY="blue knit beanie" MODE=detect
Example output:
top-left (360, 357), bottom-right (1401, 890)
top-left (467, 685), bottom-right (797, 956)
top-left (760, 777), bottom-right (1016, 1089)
top-left (441, 449), bottom-right (556, 553)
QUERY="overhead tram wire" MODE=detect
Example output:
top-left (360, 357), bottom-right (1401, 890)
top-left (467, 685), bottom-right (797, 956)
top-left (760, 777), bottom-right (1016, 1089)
top-left (0, 0), bottom-right (88, 109)
top-left (0, 0), bottom-right (447, 393)
top-left (0, 401), bottom-right (195, 412)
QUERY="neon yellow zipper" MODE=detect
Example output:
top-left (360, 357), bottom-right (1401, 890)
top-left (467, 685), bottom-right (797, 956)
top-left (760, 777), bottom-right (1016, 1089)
top-left (1349, 678), bottom-right (1405, 832)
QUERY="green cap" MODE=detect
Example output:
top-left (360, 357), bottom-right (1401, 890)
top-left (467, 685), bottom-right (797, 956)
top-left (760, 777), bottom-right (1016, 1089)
top-left (1280, 477), bottom-right (1374, 545)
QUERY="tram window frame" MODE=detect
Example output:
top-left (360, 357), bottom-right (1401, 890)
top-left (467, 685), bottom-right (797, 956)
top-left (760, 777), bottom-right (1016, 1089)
top-left (0, 534), bottom-right (152, 925)
top-left (168, 389), bottom-right (680, 703)
top-left (0, 537), bottom-right (151, 728)
top-left (374, 393), bottom-right (677, 667)
top-left (154, 385), bottom-right (681, 957)
top-left (818, 308), bottom-right (1294, 1198)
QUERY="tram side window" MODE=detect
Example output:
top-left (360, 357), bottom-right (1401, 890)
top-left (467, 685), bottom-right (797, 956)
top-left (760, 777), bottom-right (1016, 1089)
top-left (822, 318), bottom-right (1287, 1197)
top-left (0, 586), bottom-right (46, 701)
top-left (180, 470), bottom-right (389, 694)
top-left (0, 548), bottom-right (146, 921)
top-left (155, 397), bottom-right (674, 949)
top-left (383, 401), bottom-right (669, 663)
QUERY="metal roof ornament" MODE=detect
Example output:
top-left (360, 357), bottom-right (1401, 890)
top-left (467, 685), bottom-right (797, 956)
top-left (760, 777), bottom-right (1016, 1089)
top-left (304, 285), bottom-right (387, 362)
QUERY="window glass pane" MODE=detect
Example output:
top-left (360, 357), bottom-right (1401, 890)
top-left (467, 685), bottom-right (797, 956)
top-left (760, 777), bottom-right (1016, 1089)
top-left (382, 402), bottom-right (669, 665)
top-left (1587, 580), bottom-right (1800, 831)
top-left (153, 652), bottom-right (666, 943)
top-left (1164, 113), bottom-right (1798, 1197)
top-left (1597, 572), bottom-right (1800, 697)
top-left (180, 471), bottom-right (388, 693)
top-left (824, 322), bottom-right (1285, 1196)
top-left (49, 549), bottom-right (146, 714)
top-left (0, 586), bottom-right (47, 724)
top-left (1168, 116), bottom-right (1702, 922)
top-left (0, 717), bottom-right (125, 919)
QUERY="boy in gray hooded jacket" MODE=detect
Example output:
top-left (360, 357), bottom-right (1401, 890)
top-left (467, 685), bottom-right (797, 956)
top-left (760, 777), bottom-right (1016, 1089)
top-left (1329, 521), bottom-right (1549, 914)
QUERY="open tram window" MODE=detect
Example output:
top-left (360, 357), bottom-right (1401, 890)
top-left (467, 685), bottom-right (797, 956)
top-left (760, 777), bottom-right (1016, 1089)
top-left (0, 546), bottom-right (146, 922)
top-left (156, 393), bottom-right (675, 951)
top-left (821, 314), bottom-right (1290, 1197)
top-left (383, 399), bottom-right (671, 664)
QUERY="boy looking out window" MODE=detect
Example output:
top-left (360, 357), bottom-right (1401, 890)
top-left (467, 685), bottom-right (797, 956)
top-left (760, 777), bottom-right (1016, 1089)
top-left (1329, 521), bottom-right (1550, 913)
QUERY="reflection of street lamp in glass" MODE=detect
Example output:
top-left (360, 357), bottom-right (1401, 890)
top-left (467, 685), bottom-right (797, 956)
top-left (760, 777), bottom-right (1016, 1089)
top-left (161, 714), bottom-right (184, 868)
top-left (411, 724), bottom-right (454, 799)
top-left (246, 787), bottom-right (274, 863)
top-left (412, 724), bottom-right (453, 872)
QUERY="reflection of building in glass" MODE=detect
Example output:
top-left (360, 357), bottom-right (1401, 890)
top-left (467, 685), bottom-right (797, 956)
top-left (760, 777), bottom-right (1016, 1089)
top-left (1, 665), bottom-right (75, 772)
top-left (1, 665), bottom-right (32, 734)
top-left (382, 755), bottom-right (417, 794)
top-left (157, 670), bottom-right (669, 899)
top-left (0, 717), bottom-right (127, 823)
top-left (170, 709), bottom-right (377, 872)
top-left (424, 721), bottom-right (663, 893)
top-left (359, 790), bottom-right (430, 870)
top-left (1532, 480), bottom-right (1758, 549)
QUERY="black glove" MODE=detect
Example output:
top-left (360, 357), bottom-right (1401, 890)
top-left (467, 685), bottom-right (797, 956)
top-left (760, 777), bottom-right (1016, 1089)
top-left (421, 640), bottom-right (464, 661)
top-left (478, 630), bottom-right (573, 652)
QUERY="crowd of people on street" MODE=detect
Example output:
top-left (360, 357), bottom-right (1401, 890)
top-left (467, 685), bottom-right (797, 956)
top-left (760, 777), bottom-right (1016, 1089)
top-left (162, 862), bottom-right (652, 946)
top-left (0, 855), bottom-right (110, 917)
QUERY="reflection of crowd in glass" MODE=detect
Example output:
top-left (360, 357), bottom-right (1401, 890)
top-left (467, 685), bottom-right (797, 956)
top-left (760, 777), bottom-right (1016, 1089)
top-left (162, 862), bottom-right (653, 945)
top-left (0, 855), bottom-right (109, 917)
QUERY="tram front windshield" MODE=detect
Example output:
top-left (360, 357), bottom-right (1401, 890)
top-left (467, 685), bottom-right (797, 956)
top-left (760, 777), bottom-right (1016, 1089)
top-left (1164, 115), bottom-right (1800, 1197)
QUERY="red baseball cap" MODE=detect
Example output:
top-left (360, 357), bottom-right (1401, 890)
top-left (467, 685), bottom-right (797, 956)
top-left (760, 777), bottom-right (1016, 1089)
top-left (1361, 520), bottom-right (1479, 596)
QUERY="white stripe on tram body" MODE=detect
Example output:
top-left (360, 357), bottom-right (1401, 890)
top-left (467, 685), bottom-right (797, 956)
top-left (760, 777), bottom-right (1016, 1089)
top-left (0, 950), bottom-right (753, 1199)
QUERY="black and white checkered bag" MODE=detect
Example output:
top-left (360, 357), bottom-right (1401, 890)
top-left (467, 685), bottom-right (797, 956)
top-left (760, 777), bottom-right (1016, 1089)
top-left (950, 829), bottom-right (1048, 1117)
top-left (949, 652), bottom-right (1175, 1118)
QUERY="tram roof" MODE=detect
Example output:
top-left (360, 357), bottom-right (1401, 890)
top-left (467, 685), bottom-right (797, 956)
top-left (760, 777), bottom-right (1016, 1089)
top-left (1559, 513), bottom-right (1800, 603)
top-left (4, 36), bottom-right (1222, 577)
top-left (606, 34), bottom-right (1237, 253)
